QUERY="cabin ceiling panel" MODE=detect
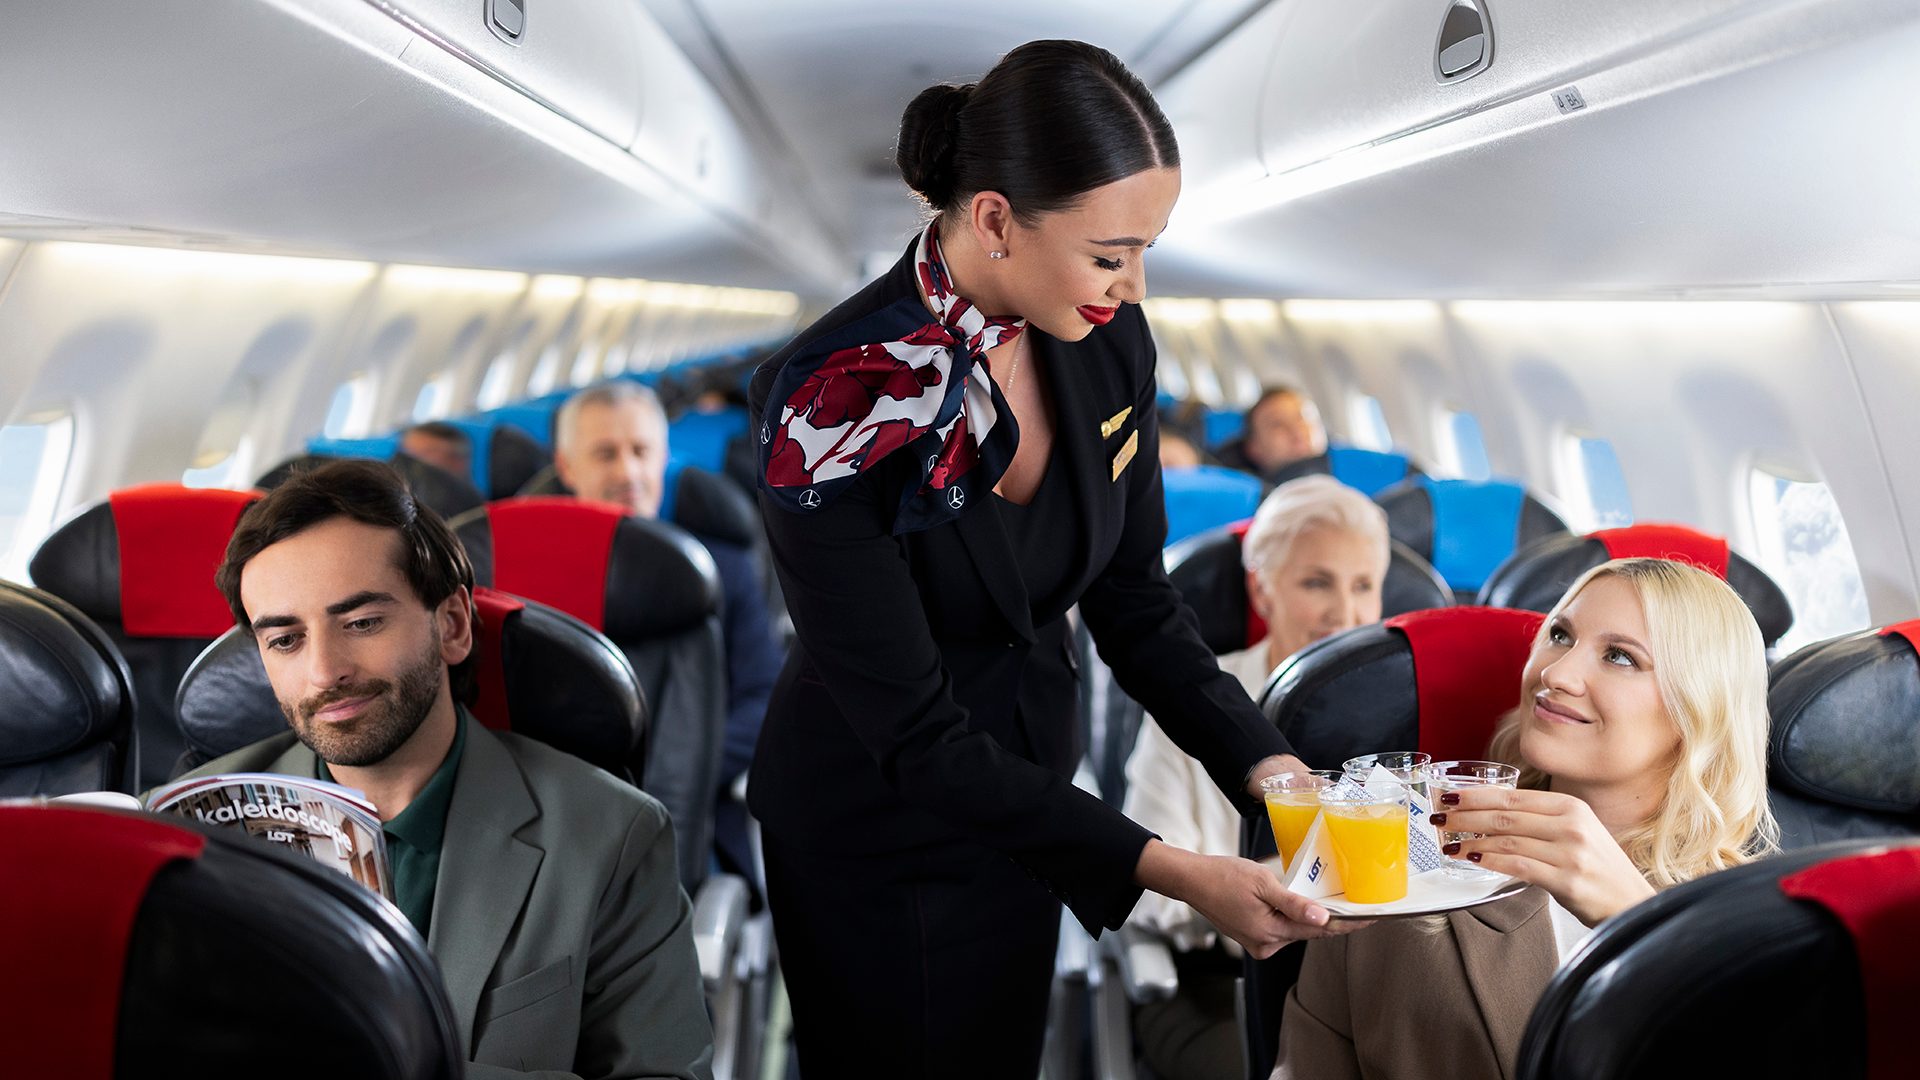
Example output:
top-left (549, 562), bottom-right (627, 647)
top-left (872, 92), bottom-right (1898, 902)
top-left (0, 0), bottom-right (846, 292)
top-left (639, 0), bottom-right (1273, 267)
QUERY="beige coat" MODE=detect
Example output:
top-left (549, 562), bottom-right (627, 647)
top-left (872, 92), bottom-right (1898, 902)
top-left (1274, 887), bottom-right (1558, 1080)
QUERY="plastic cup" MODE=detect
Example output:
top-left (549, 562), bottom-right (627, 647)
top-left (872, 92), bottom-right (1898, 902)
top-left (1343, 752), bottom-right (1433, 799)
top-left (1259, 770), bottom-right (1340, 869)
top-left (1318, 786), bottom-right (1411, 903)
top-left (1426, 760), bottom-right (1521, 879)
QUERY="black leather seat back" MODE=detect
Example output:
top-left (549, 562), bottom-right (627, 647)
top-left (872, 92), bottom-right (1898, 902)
top-left (451, 498), bottom-right (724, 890)
top-left (173, 588), bottom-right (647, 784)
top-left (0, 581), bottom-right (135, 796)
top-left (1517, 837), bottom-right (1918, 1080)
top-left (1479, 525), bottom-right (1795, 647)
top-left (0, 804), bottom-right (462, 1080)
top-left (1766, 624), bottom-right (1920, 847)
top-left (485, 424), bottom-right (550, 500)
top-left (28, 483), bottom-right (261, 790)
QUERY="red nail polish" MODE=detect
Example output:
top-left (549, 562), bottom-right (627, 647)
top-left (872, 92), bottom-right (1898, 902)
top-left (1442, 841), bottom-right (1461, 855)
top-left (1429, 813), bottom-right (1447, 826)
top-left (1467, 851), bottom-right (1483, 863)
top-left (1440, 792), bottom-right (1460, 806)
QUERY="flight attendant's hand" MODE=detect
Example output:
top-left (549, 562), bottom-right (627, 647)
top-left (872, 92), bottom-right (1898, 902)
top-left (1246, 754), bottom-right (1314, 799)
top-left (1134, 840), bottom-right (1365, 958)
top-left (1435, 786), bottom-right (1656, 926)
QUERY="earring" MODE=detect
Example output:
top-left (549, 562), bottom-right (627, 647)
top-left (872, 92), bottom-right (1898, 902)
top-left (988, 251), bottom-right (1005, 260)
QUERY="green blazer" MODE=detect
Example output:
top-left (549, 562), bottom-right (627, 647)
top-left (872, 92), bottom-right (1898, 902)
top-left (180, 718), bottom-right (715, 1080)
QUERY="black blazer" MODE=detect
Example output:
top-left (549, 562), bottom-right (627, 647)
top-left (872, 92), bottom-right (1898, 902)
top-left (747, 249), bottom-right (1292, 933)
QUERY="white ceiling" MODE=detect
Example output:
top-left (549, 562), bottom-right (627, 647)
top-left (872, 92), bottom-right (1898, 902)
top-left (638, 0), bottom-right (1270, 277)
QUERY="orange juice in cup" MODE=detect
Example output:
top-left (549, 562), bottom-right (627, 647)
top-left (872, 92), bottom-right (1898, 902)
top-left (1319, 789), bottom-right (1411, 903)
top-left (1259, 770), bottom-right (1340, 868)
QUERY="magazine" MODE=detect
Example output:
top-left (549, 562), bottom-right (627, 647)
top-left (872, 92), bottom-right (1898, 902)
top-left (142, 773), bottom-right (394, 901)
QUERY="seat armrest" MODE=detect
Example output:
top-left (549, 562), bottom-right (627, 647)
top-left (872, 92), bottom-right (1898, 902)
top-left (692, 872), bottom-right (750, 990)
top-left (1113, 924), bottom-right (1178, 1005)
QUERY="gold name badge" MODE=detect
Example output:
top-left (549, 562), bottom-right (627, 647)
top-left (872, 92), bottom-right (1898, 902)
top-left (1099, 406), bottom-right (1133, 440)
top-left (1110, 429), bottom-right (1139, 481)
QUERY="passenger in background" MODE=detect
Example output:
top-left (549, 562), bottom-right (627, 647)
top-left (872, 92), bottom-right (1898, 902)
top-left (1214, 386), bottom-right (1327, 484)
top-left (178, 459), bottom-right (713, 1080)
top-left (551, 382), bottom-right (782, 882)
top-left (1157, 401), bottom-right (1213, 470)
top-left (399, 421), bottom-right (474, 480)
top-left (1124, 475), bottom-right (1390, 1079)
top-left (1275, 558), bottom-right (1777, 1080)
top-left (1160, 427), bottom-right (1205, 469)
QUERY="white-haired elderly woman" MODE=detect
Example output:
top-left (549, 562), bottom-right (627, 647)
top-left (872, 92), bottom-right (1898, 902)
top-left (1121, 475), bottom-right (1392, 1079)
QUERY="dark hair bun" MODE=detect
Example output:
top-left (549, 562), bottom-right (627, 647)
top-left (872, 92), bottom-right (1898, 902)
top-left (896, 83), bottom-right (973, 209)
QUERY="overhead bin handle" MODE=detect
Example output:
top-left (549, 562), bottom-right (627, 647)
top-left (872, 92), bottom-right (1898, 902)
top-left (488, 0), bottom-right (525, 43)
top-left (1436, 0), bottom-right (1494, 82)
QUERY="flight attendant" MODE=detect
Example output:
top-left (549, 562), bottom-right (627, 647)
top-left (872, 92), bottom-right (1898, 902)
top-left (749, 39), bottom-right (1348, 1077)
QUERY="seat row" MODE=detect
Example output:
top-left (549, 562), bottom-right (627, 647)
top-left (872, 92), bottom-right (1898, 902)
top-left (0, 479), bottom-right (770, 1079)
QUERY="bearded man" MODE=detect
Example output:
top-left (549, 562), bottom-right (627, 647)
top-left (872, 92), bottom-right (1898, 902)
top-left (175, 458), bottom-right (713, 1080)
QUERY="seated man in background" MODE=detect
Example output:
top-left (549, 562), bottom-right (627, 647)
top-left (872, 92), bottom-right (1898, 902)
top-left (552, 382), bottom-right (783, 882)
top-left (1214, 385), bottom-right (1328, 484)
top-left (180, 459), bottom-right (713, 1080)
top-left (1123, 476), bottom-right (1390, 1079)
top-left (400, 421), bottom-right (474, 481)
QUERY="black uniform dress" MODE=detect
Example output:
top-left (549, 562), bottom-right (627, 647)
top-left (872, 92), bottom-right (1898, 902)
top-left (749, 246), bottom-right (1294, 1078)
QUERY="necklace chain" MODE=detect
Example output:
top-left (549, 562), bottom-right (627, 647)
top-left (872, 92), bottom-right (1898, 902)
top-left (1003, 334), bottom-right (1024, 394)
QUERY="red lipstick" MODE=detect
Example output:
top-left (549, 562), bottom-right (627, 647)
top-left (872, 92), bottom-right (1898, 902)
top-left (1078, 305), bottom-right (1117, 326)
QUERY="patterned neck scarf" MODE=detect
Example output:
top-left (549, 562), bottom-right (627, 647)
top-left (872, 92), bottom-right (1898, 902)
top-left (759, 221), bottom-right (1026, 533)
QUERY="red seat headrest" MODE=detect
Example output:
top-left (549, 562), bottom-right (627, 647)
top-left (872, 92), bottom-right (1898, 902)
top-left (110, 484), bottom-right (261, 637)
top-left (1590, 524), bottom-right (1731, 578)
top-left (479, 497), bottom-right (624, 630)
top-left (1386, 607), bottom-right (1545, 764)
top-left (0, 807), bottom-right (206, 1078)
top-left (1780, 846), bottom-right (1920, 1080)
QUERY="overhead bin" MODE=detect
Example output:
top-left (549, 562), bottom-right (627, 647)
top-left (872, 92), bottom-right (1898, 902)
top-left (377, 0), bottom-right (648, 148)
top-left (1156, 0), bottom-right (1920, 296)
top-left (0, 0), bottom-right (846, 293)
top-left (1247, 0), bottom-right (1758, 179)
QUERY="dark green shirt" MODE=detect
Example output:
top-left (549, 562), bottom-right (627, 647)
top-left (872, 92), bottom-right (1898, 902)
top-left (320, 712), bottom-right (466, 937)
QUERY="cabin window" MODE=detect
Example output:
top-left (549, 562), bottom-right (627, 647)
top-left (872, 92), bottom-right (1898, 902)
top-left (1749, 469), bottom-right (1869, 654)
top-left (570, 342), bottom-right (601, 387)
top-left (182, 437), bottom-right (254, 490)
top-left (183, 382), bottom-right (257, 490)
top-left (1557, 433), bottom-right (1633, 531)
top-left (0, 412), bottom-right (75, 581)
top-left (1347, 394), bottom-right (1393, 452)
top-left (476, 353), bottom-right (517, 410)
top-left (412, 370), bottom-right (455, 421)
top-left (322, 373), bottom-right (376, 438)
top-left (476, 320), bottom-right (534, 409)
top-left (1438, 408), bottom-right (1492, 481)
top-left (527, 343), bottom-right (565, 397)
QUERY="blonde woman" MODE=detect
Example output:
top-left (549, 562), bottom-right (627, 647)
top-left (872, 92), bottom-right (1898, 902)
top-left (1274, 558), bottom-right (1778, 1080)
top-left (1123, 475), bottom-right (1391, 1079)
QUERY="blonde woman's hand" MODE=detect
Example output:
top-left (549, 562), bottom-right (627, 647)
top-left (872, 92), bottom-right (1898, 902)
top-left (1134, 840), bottom-right (1368, 958)
top-left (1435, 787), bottom-right (1655, 926)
